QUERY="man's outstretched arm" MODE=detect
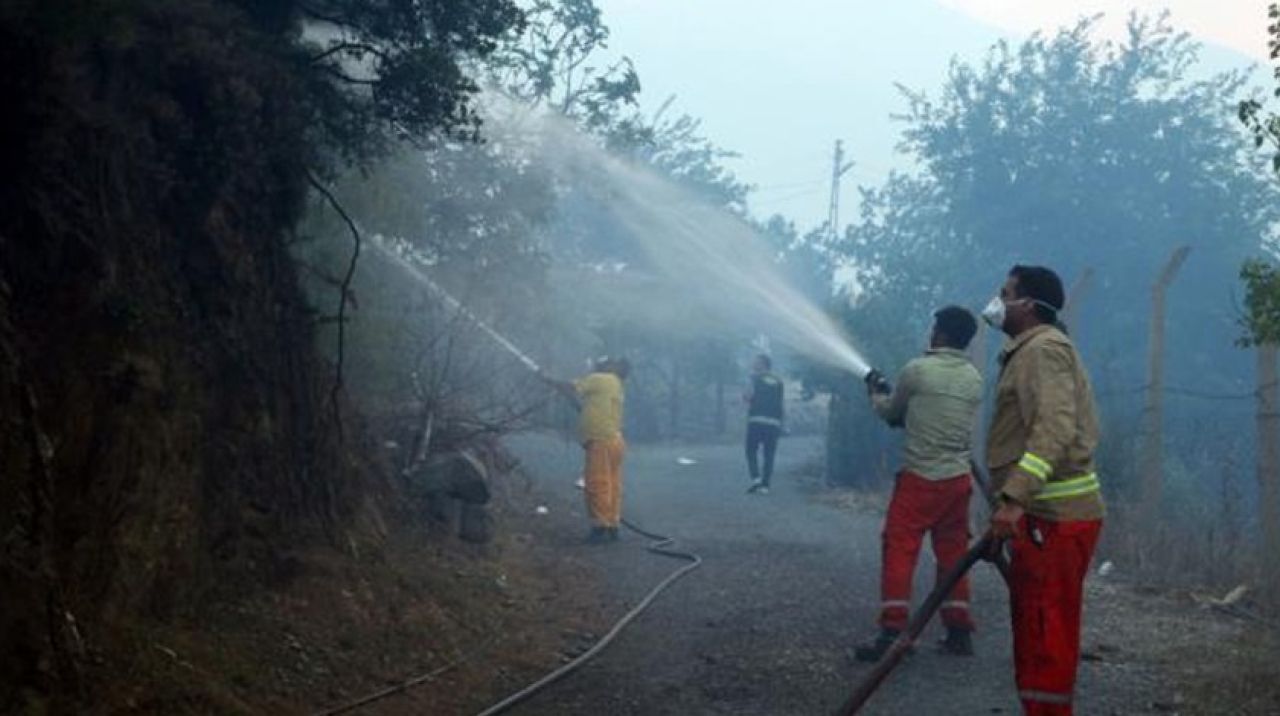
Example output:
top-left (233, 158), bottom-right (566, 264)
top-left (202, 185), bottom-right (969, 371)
top-left (869, 365), bottom-right (913, 428)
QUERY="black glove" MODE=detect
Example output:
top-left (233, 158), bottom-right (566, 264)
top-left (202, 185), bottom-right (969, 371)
top-left (864, 368), bottom-right (892, 396)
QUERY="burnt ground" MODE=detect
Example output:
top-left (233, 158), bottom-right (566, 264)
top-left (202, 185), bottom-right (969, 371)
top-left (453, 433), bottom-right (1280, 716)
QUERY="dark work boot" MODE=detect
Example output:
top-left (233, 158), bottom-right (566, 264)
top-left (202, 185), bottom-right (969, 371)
top-left (586, 526), bottom-right (610, 544)
top-left (605, 526), bottom-right (620, 542)
top-left (854, 629), bottom-right (901, 662)
top-left (938, 627), bottom-right (974, 656)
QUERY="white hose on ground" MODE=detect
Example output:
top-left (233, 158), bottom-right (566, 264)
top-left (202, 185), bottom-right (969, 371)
top-left (311, 631), bottom-right (501, 716)
top-left (471, 517), bottom-right (702, 716)
top-left (307, 515), bottom-right (701, 716)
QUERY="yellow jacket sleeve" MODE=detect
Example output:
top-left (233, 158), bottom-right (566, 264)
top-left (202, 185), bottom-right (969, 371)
top-left (1002, 343), bottom-right (1078, 506)
top-left (574, 374), bottom-right (598, 398)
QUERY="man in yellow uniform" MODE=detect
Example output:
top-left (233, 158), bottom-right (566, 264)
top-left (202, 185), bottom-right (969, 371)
top-left (543, 357), bottom-right (630, 543)
top-left (983, 265), bottom-right (1104, 716)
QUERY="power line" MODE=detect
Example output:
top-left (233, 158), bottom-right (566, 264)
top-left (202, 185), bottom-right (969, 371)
top-left (751, 178), bottom-right (827, 195)
top-left (747, 186), bottom-right (829, 207)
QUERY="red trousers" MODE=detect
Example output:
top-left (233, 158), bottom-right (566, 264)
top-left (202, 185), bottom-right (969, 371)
top-left (1010, 516), bottom-right (1102, 716)
top-left (878, 470), bottom-right (975, 632)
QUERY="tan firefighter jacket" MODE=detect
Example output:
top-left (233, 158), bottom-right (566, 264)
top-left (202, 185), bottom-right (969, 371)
top-left (987, 324), bottom-right (1105, 522)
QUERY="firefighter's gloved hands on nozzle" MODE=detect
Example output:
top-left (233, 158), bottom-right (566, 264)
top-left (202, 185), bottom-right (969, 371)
top-left (864, 368), bottom-right (892, 396)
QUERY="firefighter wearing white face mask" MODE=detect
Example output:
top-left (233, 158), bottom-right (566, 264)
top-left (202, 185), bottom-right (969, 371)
top-left (982, 265), bottom-right (1103, 716)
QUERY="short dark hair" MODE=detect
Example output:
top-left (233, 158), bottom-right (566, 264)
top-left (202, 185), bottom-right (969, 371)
top-left (756, 354), bottom-right (772, 370)
top-left (1009, 265), bottom-right (1065, 324)
top-left (933, 305), bottom-right (978, 349)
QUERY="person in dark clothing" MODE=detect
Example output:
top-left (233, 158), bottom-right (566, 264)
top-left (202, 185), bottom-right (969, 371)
top-left (744, 354), bottom-right (784, 494)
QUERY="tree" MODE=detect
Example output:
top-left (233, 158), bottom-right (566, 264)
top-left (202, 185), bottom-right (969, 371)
top-left (298, 0), bottom-right (635, 439)
top-left (887, 13), bottom-right (1272, 366)
top-left (486, 0), bottom-right (640, 131)
top-left (485, 0), bottom-right (754, 442)
top-left (1237, 260), bottom-right (1280, 601)
top-left (298, 0), bottom-right (757, 446)
top-left (0, 0), bottom-right (526, 706)
top-left (290, 0), bottom-right (525, 167)
top-left (1238, 4), bottom-right (1280, 175)
top-left (832, 14), bottom-right (1280, 494)
top-left (1236, 4), bottom-right (1280, 604)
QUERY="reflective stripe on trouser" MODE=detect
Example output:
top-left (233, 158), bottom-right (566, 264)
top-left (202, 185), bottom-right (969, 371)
top-left (878, 470), bottom-right (976, 632)
top-left (584, 436), bottom-right (626, 527)
top-left (1020, 689), bottom-right (1073, 715)
top-left (1010, 516), bottom-right (1103, 716)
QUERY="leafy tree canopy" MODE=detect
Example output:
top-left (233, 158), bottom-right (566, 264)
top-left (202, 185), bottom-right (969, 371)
top-left (836, 14), bottom-right (1279, 388)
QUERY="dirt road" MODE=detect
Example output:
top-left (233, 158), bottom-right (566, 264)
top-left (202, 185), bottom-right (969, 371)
top-left (486, 434), bottom-right (1184, 716)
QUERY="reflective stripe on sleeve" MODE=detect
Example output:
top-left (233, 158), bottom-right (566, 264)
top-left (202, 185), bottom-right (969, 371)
top-left (1017, 452), bottom-right (1053, 480)
top-left (1034, 473), bottom-right (1102, 501)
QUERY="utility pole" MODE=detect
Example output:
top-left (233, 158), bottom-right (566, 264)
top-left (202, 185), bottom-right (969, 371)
top-left (827, 140), bottom-right (855, 241)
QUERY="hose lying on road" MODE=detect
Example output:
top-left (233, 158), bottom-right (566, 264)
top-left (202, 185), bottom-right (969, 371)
top-left (312, 630), bottom-right (503, 716)
top-left (310, 517), bottom-right (699, 716)
top-left (472, 517), bottom-right (702, 716)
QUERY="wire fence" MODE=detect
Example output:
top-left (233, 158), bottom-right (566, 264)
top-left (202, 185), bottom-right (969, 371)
top-left (1095, 381), bottom-right (1277, 402)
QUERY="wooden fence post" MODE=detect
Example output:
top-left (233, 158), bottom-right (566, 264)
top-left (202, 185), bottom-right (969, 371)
top-left (1257, 343), bottom-right (1280, 598)
top-left (1140, 247), bottom-right (1191, 523)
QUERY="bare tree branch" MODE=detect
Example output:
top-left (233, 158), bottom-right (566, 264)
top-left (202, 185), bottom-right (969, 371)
top-left (318, 64), bottom-right (379, 86)
top-left (306, 170), bottom-right (362, 440)
top-left (309, 42), bottom-right (392, 64)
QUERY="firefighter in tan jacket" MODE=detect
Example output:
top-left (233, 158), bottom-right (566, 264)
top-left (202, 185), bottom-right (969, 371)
top-left (982, 265), bottom-right (1104, 716)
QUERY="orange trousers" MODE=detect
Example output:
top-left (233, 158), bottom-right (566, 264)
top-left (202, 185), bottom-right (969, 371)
top-left (583, 436), bottom-right (626, 527)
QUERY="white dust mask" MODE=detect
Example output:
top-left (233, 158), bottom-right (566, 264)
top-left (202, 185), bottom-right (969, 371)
top-left (980, 296), bottom-right (1006, 328)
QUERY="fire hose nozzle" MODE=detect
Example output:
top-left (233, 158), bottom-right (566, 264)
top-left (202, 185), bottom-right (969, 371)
top-left (864, 368), bottom-right (892, 396)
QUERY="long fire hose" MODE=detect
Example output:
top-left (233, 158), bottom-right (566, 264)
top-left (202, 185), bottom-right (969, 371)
top-left (472, 517), bottom-right (702, 715)
top-left (970, 460), bottom-right (1012, 586)
top-left (312, 634), bottom-right (503, 716)
top-left (309, 516), bottom-right (701, 716)
top-left (834, 534), bottom-right (997, 716)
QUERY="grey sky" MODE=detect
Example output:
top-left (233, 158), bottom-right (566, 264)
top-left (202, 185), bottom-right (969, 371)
top-left (595, 1), bottom-right (1262, 229)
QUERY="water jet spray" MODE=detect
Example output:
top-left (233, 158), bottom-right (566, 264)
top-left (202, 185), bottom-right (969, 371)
top-left (482, 99), bottom-right (875, 379)
top-left (366, 235), bottom-right (543, 374)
